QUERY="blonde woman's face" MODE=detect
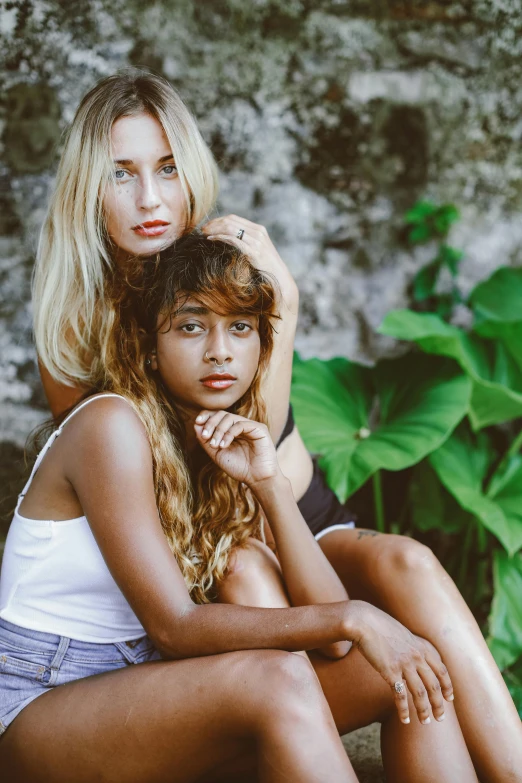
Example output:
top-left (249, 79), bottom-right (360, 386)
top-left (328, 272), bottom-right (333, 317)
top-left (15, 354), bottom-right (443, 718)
top-left (104, 113), bottom-right (187, 258)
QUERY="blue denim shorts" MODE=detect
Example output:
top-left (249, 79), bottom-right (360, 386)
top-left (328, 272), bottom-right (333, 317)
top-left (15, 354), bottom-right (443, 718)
top-left (0, 617), bottom-right (160, 735)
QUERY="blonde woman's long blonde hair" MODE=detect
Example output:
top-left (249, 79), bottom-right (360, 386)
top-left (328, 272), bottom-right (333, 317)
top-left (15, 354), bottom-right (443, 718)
top-left (33, 69), bottom-right (218, 388)
top-left (96, 235), bottom-right (280, 603)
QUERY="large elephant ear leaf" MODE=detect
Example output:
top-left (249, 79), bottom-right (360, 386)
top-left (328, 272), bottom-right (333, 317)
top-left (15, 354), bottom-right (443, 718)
top-left (470, 267), bottom-right (522, 326)
top-left (470, 267), bottom-right (522, 369)
top-left (486, 455), bottom-right (522, 555)
top-left (429, 425), bottom-right (522, 555)
top-left (290, 358), bottom-right (372, 502)
top-left (409, 460), bottom-right (471, 534)
top-left (291, 353), bottom-right (470, 502)
top-left (379, 309), bottom-right (522, 430)
top-left (487, 551), bottom-right (522, 670)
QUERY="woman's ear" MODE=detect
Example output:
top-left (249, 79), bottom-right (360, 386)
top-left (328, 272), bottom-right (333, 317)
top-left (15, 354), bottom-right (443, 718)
top-left (140, 330), bottom-right (158, 371)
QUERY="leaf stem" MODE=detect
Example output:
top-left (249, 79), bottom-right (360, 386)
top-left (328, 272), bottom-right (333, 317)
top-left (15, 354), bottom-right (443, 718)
top-left (506, 427), bottom-right (522, 461)
top-left (488, 426), bottom-right (522, 494)
top-left (373, 470), bottom-right (386, 533)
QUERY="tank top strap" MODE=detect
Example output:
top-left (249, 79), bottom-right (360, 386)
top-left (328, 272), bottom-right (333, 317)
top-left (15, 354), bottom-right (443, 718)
top-left (16, 393), bottom-right (128, 509)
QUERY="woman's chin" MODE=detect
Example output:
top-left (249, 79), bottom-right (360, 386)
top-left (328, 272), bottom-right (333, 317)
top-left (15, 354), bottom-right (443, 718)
top-left (114, 232), bottom-right (180, 260)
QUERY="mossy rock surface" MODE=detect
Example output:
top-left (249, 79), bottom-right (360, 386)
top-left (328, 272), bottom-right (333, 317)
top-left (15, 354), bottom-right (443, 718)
top-left (3, 84), bottom-right (61, 174)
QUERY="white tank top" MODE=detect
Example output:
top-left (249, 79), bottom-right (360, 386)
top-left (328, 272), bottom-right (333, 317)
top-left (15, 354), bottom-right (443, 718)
top-left (0, 394), bottom-right (147, 643)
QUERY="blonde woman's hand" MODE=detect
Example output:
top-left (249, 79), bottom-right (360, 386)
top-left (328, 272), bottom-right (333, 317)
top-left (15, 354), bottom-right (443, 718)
top-left (201, 215), bottom-right (296, 297)
top-left (346, 601), bottom-right (454, 726)
top-left (194, 410), bottom-right (281, 487)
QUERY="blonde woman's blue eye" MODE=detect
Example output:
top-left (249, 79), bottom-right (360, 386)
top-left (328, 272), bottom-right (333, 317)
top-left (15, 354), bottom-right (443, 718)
top-left (114, 169), bottom-right (127, 180)
top-left (163, 165), bottom-right (177, 175)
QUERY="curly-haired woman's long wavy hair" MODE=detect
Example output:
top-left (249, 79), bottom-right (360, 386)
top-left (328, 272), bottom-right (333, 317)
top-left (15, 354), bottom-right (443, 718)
top-left (94, 234), bottom-right (279, 603)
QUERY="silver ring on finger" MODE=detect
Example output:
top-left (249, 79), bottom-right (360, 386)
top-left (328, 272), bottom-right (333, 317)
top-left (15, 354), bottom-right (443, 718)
top-left (236, 228), bottom-right (245, 240)
top-left (394, 681), bottom-right (406, 696)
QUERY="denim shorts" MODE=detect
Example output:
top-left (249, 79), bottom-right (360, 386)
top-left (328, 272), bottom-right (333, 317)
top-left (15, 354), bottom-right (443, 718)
top-left (0, 617), bottom-right (160, 735)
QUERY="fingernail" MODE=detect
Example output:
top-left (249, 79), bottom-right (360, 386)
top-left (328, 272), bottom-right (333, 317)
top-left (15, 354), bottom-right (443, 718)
top-left (202, 429), bottom-right (209, 437)
top-left (196, 415), bottom-right (203, 422)
top-left (447, 694), bottom-right (454, 701)
top-left (402, 717), bottom-right (410, 725)
top-left (220, 440), bottom-right (226, 447)
top-left (422, 717), bottom-right (431, 725)
top-left (436, 714), bottom-right (445, 722)
top-left (210, 438), bottom-right (216, 446)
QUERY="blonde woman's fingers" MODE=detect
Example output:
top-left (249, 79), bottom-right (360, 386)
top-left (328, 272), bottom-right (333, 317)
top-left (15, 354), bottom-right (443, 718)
top-left (202, 214), bottom-right (263, 237)
top-left (204, 233), bottom-right (249, 254)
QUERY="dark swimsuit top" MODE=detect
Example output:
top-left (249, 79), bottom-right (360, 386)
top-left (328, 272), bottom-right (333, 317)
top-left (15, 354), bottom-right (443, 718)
top-left (276, 405), bottom-right (356, 536)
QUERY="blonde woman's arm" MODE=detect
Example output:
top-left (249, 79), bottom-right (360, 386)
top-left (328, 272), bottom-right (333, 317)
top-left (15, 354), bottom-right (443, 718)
top-left (38, 360), bottom-right (86, 419)
top-left (201, 214), bottom-right (298, 442)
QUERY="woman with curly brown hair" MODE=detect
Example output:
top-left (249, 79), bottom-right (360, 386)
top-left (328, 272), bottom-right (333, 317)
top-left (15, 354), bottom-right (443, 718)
top-left (0, 235), bottom-right (476, 781)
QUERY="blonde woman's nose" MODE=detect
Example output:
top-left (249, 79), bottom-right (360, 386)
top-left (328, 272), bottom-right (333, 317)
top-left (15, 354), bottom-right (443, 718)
top-left (137, 173), bottom-right (161, 211)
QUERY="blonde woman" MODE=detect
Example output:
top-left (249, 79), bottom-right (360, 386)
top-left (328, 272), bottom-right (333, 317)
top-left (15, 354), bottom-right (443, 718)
top-left (34, 70), bottom-right (522, 782)
top-left (1, 238), bottom-right (478, 782)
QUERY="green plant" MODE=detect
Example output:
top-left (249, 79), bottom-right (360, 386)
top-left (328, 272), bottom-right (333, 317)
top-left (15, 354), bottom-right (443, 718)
top-left (291, 250), bottom-right (522, 716)
top-left (405, 200), bottom-right (464, 319)
top-left (291, 352), bottom-right (470, 531)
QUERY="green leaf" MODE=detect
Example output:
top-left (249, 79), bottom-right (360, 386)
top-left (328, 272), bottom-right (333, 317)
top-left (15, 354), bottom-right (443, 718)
top-left (470, 267), bottom-right (522, 369)
top-left (470, 267), bottom-right (522, 326)
top-left (486, 455), bottom-right (522, 552)
top-left (438, 244), bottom-right (464, 276)
top-left (413, 261), bottom-right (440, 301)
top-left (429, 425), bottom-right (522, 555)
top-left (291, 353), bottom-right (470, 502)
top-left (432, 204), bottom-right (460, 236)
top-left (379, 310), bottom-right (522, 429)
top-left (488, 550), bottom-right (522, 670)
top-left (409, 460), bottom-right (472, 534)
top-left (404, 200), bottom-right (438, 225)
top-left (435, 293), bottom-right (456, 320)
top-left (408, 223), bottom-right (432, 244)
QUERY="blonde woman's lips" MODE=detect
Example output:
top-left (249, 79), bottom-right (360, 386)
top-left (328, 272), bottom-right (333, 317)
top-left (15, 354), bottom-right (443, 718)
top-left (132, 220), bottom-right (170, 237)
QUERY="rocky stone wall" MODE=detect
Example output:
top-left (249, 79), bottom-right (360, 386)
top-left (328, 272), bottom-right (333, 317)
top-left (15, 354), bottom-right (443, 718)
top-left (1, 0), bottom-right (522, 529)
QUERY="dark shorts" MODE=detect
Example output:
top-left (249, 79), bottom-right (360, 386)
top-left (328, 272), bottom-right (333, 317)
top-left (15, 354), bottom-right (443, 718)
top-left (298, 458), bottom-right (357, 539)
top-left (0, 617), bottom-right (160, 735)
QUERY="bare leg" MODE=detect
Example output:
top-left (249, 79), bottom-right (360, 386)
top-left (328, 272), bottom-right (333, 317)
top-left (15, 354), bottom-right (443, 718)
top-left (319, 528), bottom-right (522, 783)
top-left (219, 540), bottom-right (478, 783)
top-left (0, 648), bottom-right (355, 783)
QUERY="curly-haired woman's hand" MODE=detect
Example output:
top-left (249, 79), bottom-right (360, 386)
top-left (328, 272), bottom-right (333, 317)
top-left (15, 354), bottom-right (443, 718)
top-left (194, 410), bottom-right (281, 487)
top-left (346, 601), bottom-right (454, 725)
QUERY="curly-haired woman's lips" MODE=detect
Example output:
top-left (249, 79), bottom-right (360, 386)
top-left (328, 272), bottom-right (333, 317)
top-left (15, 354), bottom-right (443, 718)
top-left (200, 373), bottom-right (237, 390)
top-left (132, 220), bottom-right (170, 237)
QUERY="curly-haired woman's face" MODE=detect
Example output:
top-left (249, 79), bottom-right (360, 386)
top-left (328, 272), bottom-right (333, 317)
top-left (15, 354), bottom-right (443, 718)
top-left (104, 113), bottom-right (187, 259)
top-left (151, 299), bottom-right (261, 414)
